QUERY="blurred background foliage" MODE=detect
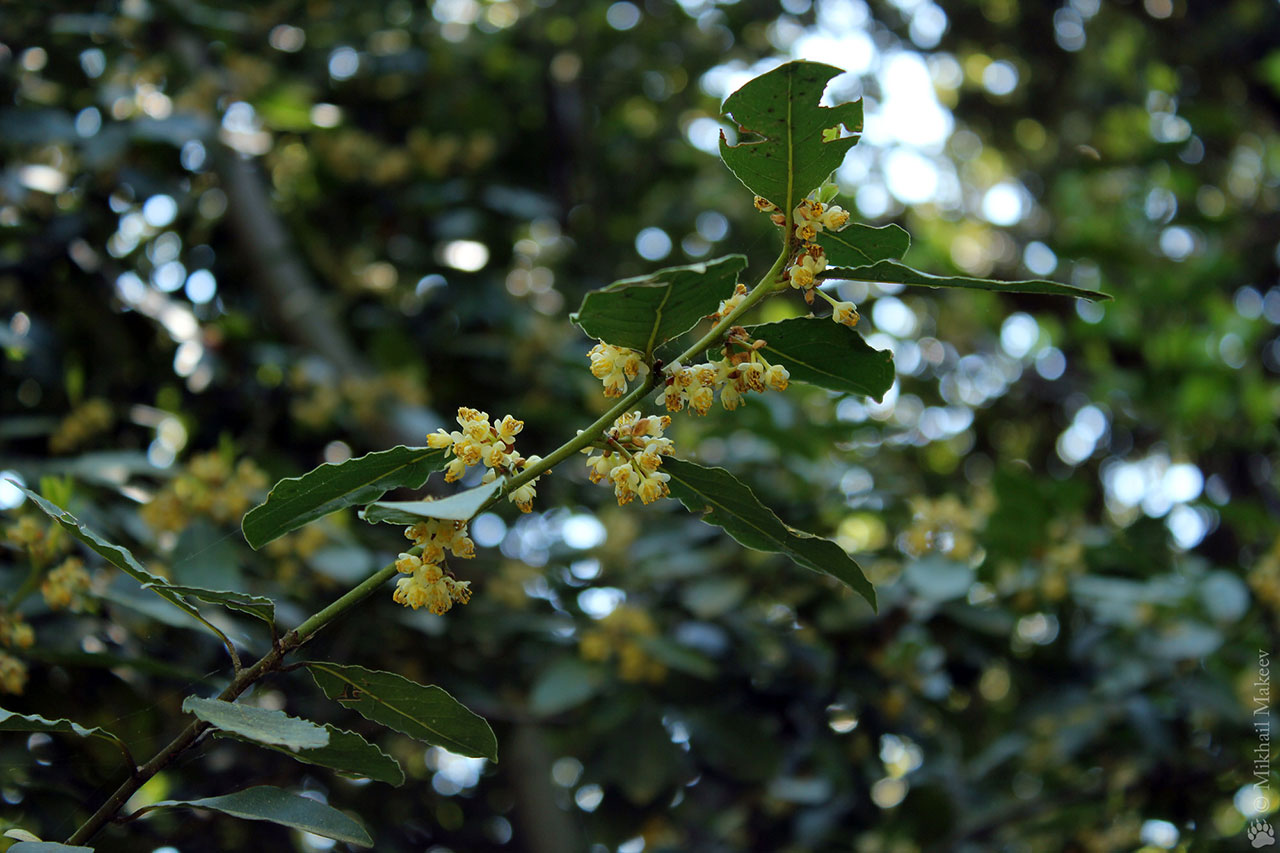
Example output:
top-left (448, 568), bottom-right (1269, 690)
top-left (1, 0), bottom-right (1278, 850)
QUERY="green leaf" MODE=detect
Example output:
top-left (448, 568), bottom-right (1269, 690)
top-left (216, 724), bottom-right (405, 786)
top-left (662, 458), bottom-right (875, 609)
top-left (9, 843), bottom-right (96, 852)
top-left (816, 223), bottom-right (910, 266)
top-left (22, 490), bottom-right (205, 627)
top-left (360, 478), bottom-right (502, 526)
top-left (748, 317), bottom-right (894, 401)
top-left (822, 259), bottom-right (1112, 301)
top-left (0, 708), bottom-right (127, 752)
top-left (181, 696), bottom-right (328, 751)
top-left (307, 662), bottom-right (498, 762)
top-left (719, 61), bottom-right (863, 212)
top-left (142, 786), bottom-right (372, 848)
top-left (636, 636), bottom-right (717, 679)
top-left (528, 658), bottom-right (604, 717)
top-left (569, 255), bottom-right (747, 355)
top-left (242, 445), bottom-right (449, 549)
top-left (147, 584), bottom-right (275, 625)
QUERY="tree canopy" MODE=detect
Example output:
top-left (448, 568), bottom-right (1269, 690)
top-left (1, 0), bottom-right (1278, 851)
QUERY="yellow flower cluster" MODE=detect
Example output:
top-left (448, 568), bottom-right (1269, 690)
top-left (900, 494), bottom-right (988, 562)
top-left (289, 367), bottom-right (427, 431)
top-left (1248, 535), bottom-right (1280, 614)
top-left (42, 556), bottom-right (93, 612)
top-left (587, 343), bottom-right (649, 398)
top-left (4, 515), bottom-right (67, 567)
top-left (578, 605), bottom-right (666, 683)
top-left (49, 398), bottom-right (114, 454)
top-left (755, 195), bottom-right (860, 327)
top-left (392, 520), bottom-right (476, 614)
top-left (663, 350), bottom-right (789, 416)
top-left (0, 613), bottom-right (34, 652)
top-left (584, 412), bottom-right (674, 506)
top-left (0, 613), bottom-right (34, 696)
top-left (141, 451), bottom-right (269, 533)
top-left (0, 653), bottom-right (26, 695)
top-left (426, 407), bottom-right (542, 512)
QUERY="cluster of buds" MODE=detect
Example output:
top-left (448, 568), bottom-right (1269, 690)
top-left (392, 519), bottom-right (476, 615)
top-left (4, 515), bottom-right (67, 567)
top-left (0, 613), bottom-right (34, 696)
top-left (427, 407), bottom-right (542, 512)
top-left (49, 398), bottom-right (113, 454)
top-left (663, 330), bottom-right (790, 415)
top-left (141, 452), bottom-right (269, 533)
top-left (583, 412), bottom-right (675, 506)
top-left (42, 556), bottom-right (93, 612)
top-left (755, 195), bottom-right (861, 328)
top-left (578, 605), bottom-right (667, 683)
top-left (587, 343), bottom-right (649, 397)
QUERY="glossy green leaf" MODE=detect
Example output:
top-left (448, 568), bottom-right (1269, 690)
top-left (528, 658), bottom-right (604, 717)
top-left (142, 786), bottom-right (372, 847)
top-left (570, 255), bottom-right (747, 355)
top-left (822, 259), bottom-right (1111, 301)
top-left (816, 223), bottom-right (910, 266)
top-left (182, 696), bottom-right (328, 751)
top-left (216, 724), bottom-right (405, 786)
top-left (748, 317), bottom-right (894, 401)
top-left (360, 478), bottom-right (502, 526)
top-left (9, 843), bottom-right (96, 852)
top-left (662, 458), bottom-right (875, 609)
top-left (22, 490), bottom-right (206, 626)
top-left (0, 708), bottom-right (126, 752)
top-left (242, 445), bottom-right (449, 549)
top-left (720, 61), bottom-right (863, 211)
top-left (307, 662), bottom-right (498, 762)
top-left (147, 584), bottom-right (275, 625)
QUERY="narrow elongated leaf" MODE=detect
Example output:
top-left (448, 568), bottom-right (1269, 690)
top-left (570, 255), bottom-right (747, 355)
top-left (360, 478), bottom-right (502, 526)
top-left (720, 61), bottom-right (863, 212)
top-left (9, 843), bottom-right (95, 852)
top-left (662, 458), bottom-right (875, 609)
top-left (816, 223), bottom-right (910, 266)
top-left (23, 490), bottom-right (205, 626)
top-left (146, 584), bottom-right (274, 625)
top-left (242, 446), bottom-right (449, 549)
top-left (307, 662), bottom-right (498, 762)
top-left (216, 724), bottom-right (405, 786)
top-left (143, 786), bottom-right (372, 847)
top-left (748, 317), bottom-right (894, 401)
top-left (182, 696), bottom-right (328, 751)
top-left (0, 708), bottom-right (126, 751)
top-left (822, 260), bottom-right (1111, 301)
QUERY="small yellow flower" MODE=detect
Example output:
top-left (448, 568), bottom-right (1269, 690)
top-left (831, 301), bottom-right (860, 327)
top-left (0, 652), bottom-right (27, 695)
top-left (764, 364), bottom-right (790, 391)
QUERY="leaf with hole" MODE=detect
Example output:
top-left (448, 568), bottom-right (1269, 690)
top-left (662, 458), bottom-right (875, 609)
top-left (720, 61), bottom-right (862, 212)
